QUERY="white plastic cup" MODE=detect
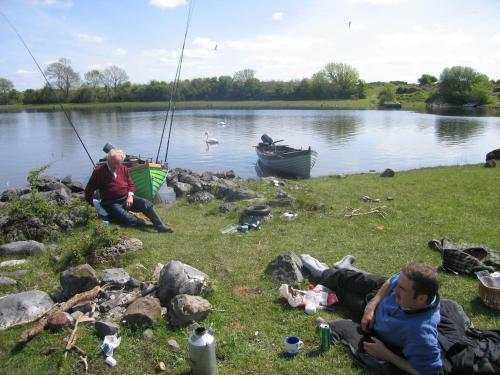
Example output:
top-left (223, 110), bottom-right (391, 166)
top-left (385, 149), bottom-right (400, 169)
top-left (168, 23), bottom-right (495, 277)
top-left (105, 356), bottom-right (117, 367)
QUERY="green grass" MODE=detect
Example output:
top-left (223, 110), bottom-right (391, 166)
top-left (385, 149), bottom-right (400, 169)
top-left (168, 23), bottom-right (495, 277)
top-left (0, 165), bottom-right (499, 374)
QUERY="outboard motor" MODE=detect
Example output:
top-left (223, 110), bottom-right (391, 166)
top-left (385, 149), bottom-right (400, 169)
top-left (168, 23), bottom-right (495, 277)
top-left (103, 143), bottom-right (116, 153)
top-left (261, 134), bottom-right (273, 145)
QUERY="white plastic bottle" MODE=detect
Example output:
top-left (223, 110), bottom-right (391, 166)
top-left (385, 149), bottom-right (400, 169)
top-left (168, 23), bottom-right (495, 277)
top-left (304, 284), bottom-right (317, 314)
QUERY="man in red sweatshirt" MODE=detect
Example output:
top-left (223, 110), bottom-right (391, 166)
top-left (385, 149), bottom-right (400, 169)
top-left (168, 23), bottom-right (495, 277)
top-left (85, 149), bottom-right (173, 233)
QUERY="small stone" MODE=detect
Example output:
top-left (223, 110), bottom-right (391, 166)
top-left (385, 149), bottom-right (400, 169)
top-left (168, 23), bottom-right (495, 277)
top-left (0, 240), bottom-right (46, 257)
top-left (219, 202), bottom-right (235, 213)
top-left (152, 263), bottom-right (164, 282)
top-left (101, 268), bottom-right (130, 285)
top-left (71, 301), bottom-right (93, 314)
top-left (50, 255), bottom-right (61, 264)
top-left (380, 168), bottom-right (395, 177)
top-left (95, 321), bottom-right (120, 338)
top-left (0, 276), bottom-right (17, 286)
top-left (156, 362), bottom-right (167, 372)
top-left (123, 297), bottom-right (162, 326)
top-left (60, 264), bottom-right (98, 299)
top-left (387, 196), bottom-right (394, 201)
top-left (168, 294), bottom-right (211, 328)
top-left (71, 311), bottom-right (84, 321)
top-left (187, 191), bottom-right (215, 203)
top-left (167, 338), bottom-right (181, 352)
top-left (126, 278), bottom-right (142, 289)
top-left (143, 328), bottom-right (154, 341)
top-left (225, 170), bottom-right (236, 179)
top-left (0, 259), bottom-right (28, 268)
top-left (47, 311), bottom-right (74, 330)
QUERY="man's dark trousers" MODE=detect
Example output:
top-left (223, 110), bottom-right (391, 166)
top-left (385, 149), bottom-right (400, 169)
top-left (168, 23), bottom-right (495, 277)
top-left (319, 268), bottom-right (388, 322)
top-left (102, 196), bottom-right (153, 226)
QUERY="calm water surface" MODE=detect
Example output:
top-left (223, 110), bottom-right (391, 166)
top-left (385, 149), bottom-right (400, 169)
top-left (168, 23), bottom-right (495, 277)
top-left (0, 109), bottom-right (499, 188)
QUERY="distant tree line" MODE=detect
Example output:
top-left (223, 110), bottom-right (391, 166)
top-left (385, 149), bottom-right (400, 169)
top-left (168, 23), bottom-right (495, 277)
top-left (0, 59), bottom-right (498, 106)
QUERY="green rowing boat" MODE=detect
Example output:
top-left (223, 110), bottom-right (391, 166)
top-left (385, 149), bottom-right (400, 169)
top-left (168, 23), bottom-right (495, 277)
top-left (129, 162), bottom-right (168, 201)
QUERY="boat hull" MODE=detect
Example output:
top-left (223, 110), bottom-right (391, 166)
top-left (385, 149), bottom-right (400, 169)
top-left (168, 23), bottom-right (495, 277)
top-left (129, 162), bottom-right (168, 201)
top-left (256, 146), bottom-right (316, 178)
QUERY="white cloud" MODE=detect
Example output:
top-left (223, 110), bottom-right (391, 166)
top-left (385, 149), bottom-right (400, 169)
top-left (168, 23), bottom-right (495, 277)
top-left (143, 49), bottom-right (178, 65)
top-left (350, 0), bottom-right (404, 5)
top-left (15, 69), bottom-right (36, 77)
top-left (149, 0), bottom-right (187, 9)
top-left (489, 34), bottom-right (500, 43)
top-left (114, 48), bottom-right (127, 56)
top-left (272, 12), bottom-right (283, 21)
top-left (29, 0), bottom-right (73, 8)
top-left (192, 37), bottom-right (217, 49)
top-left (78, 33), bottom-right (104, 44)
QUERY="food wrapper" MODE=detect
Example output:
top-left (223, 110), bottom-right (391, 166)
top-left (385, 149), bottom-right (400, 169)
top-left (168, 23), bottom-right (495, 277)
top-left (279, 284), bottom-right (338, 309)
top-left (476, 270), bottom-right (500, 288)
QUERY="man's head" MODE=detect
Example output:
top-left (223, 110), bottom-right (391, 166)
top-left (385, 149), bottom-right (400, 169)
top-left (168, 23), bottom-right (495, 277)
top-left (106, 149), bottom-right (125, 170)
top-left (394, 262), bottom-right (439, 309)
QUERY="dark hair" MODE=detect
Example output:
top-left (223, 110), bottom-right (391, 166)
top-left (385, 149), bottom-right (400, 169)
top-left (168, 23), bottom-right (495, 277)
top-left (402, 262), bottom-right (439, 303)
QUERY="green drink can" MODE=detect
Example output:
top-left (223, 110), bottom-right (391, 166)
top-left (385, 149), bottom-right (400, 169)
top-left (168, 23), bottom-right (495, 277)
top-left (319, 323), bottom-right (331, 351)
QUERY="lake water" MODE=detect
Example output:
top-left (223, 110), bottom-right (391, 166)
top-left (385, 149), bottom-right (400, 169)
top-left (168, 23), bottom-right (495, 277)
top-left (0, 109), bottom-right (499, 188)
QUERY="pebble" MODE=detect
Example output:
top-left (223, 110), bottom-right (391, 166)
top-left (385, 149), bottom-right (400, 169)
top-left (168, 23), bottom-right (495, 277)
top-left (71, 311), bottom-right (84, 321)
top-left (167, 338), bottom-right (181, 352)
top-left (0, 276), bottom-right (17, 286)
top-left (143, 328), bottom-right (154, 341)
top-left (0, 259), bottom-right (28, 268)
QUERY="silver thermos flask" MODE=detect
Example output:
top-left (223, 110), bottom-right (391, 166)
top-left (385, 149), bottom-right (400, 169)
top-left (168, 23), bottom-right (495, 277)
top-left (188, 327), bottom-right (218, 375)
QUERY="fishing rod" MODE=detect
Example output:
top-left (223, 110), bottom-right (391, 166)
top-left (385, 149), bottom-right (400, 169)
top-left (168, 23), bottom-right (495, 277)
top-left (0, 11), bottom-right (96, 167)
top-left (155, 0), bottom-right (195, 164)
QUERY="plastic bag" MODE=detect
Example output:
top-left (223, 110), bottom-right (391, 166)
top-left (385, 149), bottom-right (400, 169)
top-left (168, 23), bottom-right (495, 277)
top-left (279, 284), bottom-right (338, 310)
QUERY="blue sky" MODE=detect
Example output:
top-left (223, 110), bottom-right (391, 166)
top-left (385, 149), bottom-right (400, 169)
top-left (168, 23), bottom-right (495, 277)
top-left (1, 0), bottom-right (499, 90)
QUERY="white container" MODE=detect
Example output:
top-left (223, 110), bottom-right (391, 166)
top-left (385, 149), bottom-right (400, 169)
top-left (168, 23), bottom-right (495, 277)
top-left (304, 290), bottom-right (317, 314)
top-left (188, 327), bottom-right (218, 375)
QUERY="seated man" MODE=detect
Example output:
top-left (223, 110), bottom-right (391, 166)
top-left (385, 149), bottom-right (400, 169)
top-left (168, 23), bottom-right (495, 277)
top-left (301, 254), bottom-right (442, 375)
top-left (85, 149), bottom-right (173, 233)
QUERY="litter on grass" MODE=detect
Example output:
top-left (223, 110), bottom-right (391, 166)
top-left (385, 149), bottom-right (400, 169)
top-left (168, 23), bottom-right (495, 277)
top-left (280, 212), bottom-right (298, 221)
top-left (279, 284), bottom-right (338, 310)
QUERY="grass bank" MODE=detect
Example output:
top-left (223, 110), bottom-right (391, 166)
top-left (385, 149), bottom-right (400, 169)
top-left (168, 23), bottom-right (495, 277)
top-left (0, 165), bottom-right (499, 374)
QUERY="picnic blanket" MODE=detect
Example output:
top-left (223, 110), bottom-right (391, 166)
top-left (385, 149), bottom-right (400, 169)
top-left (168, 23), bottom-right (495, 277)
top-left (428, 238), bottom-right (500, 275)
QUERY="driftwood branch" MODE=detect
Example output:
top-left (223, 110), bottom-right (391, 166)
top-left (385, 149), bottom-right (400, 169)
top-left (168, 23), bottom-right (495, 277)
top-left (18, 286), bottom-right (101, 344)
top-left (344, 206), bottom-right (388, 219)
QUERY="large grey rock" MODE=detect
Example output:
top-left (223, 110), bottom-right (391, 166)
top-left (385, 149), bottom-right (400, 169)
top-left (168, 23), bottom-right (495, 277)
top-left (0, 240), bottom-right (45, 257)
top-left (38, 188), bottom-right (72, 205)
top-left (0, 259), bottom-right (28, 268)
top-left (0, 290), bottom-right (54, 330)
top-left (265, 252), bottom-right (304, 286)
top-left (61, 176), bottom-right (85, 193)
top-left (1, 189), bottom-right (20, 202)
top-left (122, 297), bottom-right (162, 326)
top-left (101, 268), bottom-right (130, 285)
top-left (178, 173), bottom-right (203, 192)
top-left (60, 264), bottom-right (99, 299)
top-left (187, 191), bottom-right (215, 203)
top-left (172, 181), bottom-right (192, 197)
top-left (214, 180), bottom-right (260, 201)
top-left (158, 261), bottom-right (209, 306)
top-left (37, 180), bottom-right (71, 194)
top-left (0, 276), bottom-right (17, 286)
top-left (95, 321), bottom-right (120, 338)
top-left (168, 294), bottom-right (211, 328)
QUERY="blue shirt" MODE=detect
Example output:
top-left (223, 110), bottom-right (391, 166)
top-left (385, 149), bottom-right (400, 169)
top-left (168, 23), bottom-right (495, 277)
top-left (373, 273), bottom-right (442, 375)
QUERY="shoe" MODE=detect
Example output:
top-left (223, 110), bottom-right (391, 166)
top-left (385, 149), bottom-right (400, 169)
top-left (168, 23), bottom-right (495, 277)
top-left (333, 255), bottom-right (356, 269)
top-left (156, 224), bottom-right (174, 233)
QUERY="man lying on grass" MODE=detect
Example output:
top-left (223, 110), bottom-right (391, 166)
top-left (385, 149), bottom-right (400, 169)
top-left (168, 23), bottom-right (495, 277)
top-left (301, 255), bottom-right (442, 375)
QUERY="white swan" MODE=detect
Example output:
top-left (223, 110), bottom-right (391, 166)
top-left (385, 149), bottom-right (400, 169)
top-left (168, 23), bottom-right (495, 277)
top-left (205, 131), bottom-right (219, 144)
top-left (217, 120), bottom-right (227, 127)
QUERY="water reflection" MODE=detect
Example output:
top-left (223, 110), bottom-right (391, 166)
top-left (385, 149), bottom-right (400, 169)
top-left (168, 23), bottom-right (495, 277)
top-left (311, 114), bottom-right (359, 144)
top-left (435, 118), bottom-right (484, 145)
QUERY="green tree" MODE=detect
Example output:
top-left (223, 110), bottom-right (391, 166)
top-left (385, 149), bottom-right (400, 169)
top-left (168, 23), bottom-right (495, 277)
top-left (438, 66), bottom-right (491, 105)
top-left (378, 84), bottom-right (396, 104)
top-left (44, 58), bottom-right (81, 99)
top-left (357, 79), bottom-right (367, 99)
top-left (0, 78), bottom-right (16, 104)
top-left (321, 62), bottom-right (360, 98)
top-left (418, 74), bottom-right (438, 86)
top-left (101, 65), bottom-right (129, 98)
top-left (233, 68), bottom-right (256, 82)
top-left (84, 69), bottom-right (104, 88)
